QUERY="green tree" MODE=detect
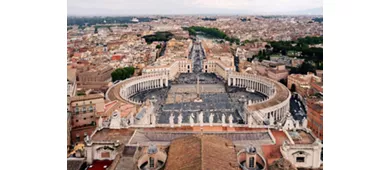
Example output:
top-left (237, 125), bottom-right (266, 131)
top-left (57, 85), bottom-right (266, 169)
top-left (111, 71), bottom-right (119, 82)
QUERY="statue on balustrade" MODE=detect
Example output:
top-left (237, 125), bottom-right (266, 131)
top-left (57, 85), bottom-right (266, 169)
top-left (169, 113), bottom-right (175, 128)
top-left (221, 114), bottom-right (226, 126)
top-left (209, 113), bottom-right (214, 126)
top-left (178, 113), bottom-right (183, 127)
top-left (247, 115), bottom-right (253, 127)
top-left (121, 118), bottom-right (129, 128)
top-left (302, 117), bottom-right (308, 129)
top-left (129, 114), bottom-right (134, 125)
top-left (269, 114), bottom-right (275, 125)
top-left (98, 116), bottom-right (103, 130)
top-left (198, 111), bottom-right (204, 126)
top-left (294, 119), bottom-right (300, 130)
top-left (229, 114), bottom-right (234, 127)
top-left (189, 113), bottom-right (195, 127)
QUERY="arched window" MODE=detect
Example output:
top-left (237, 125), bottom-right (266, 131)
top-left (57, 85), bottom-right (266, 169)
top-left (149, 157), bottom-right (154, 168)
top-left (249, 157), bottom-right (255, 168)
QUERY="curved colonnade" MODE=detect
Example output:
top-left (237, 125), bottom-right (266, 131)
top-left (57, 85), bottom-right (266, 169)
top-left (228, 73), bottom-right (291, 124)
top-left (106, 72), bottom-right (291, 125)
top-left (106, 74), bottom-right (169, 105)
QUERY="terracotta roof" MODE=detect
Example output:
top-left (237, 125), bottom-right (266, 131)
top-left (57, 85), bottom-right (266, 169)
top-left (268, 158), bottom-right (297, 170)
top-left (261, 130), bottom-right (289, 165)
top-left (165, 135), bottom-right (240, 170)
top-left (91, 128), bottom-right (135, 144)
top-left (69, 94), bottom-right (104, 103)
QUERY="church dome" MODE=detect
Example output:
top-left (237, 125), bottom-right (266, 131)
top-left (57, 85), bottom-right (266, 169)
top-left (246, 145), bottom-right (257, 153)
top-left (148, 144), bottom-right (158, 154)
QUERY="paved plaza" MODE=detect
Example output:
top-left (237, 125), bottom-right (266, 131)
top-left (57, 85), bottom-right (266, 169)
top-left (128, 72), bottom-right (270, 125)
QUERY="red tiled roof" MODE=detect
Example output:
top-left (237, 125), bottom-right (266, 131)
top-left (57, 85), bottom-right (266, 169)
top-left (165, 135), bottom-right (240, 170)
top-left (261, 131), bottom-right (289, 165)
top-left (87, 160), bottom-right (113, 170)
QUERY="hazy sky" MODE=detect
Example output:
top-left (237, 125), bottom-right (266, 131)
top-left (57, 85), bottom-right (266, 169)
top-left (68, 0), bottom-right (323, 16)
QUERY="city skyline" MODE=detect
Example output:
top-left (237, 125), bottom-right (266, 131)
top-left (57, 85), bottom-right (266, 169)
top-left (68, 0), bottom-right (323, 16)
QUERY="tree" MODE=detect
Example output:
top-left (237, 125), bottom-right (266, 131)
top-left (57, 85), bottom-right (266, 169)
top-left (281, 49), bottom-right (287, 56)
top-left (111, 71), bottom-right (119, 82)
top-left (279, 79), bottom-right (287, 86)
top-left (156, 44), bottom-right (161, 49)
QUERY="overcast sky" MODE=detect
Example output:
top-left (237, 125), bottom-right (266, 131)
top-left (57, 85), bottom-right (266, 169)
top-left (68, 0), bottom-right (323, 16)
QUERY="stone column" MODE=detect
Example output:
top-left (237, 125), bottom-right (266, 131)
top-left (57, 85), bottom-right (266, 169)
top-left (86, 145), bottom-right (93, 164)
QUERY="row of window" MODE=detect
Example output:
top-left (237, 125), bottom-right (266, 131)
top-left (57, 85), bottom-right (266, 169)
top-left (74, 116), bottom-right (94, 122)
top-left (74, 106), bottom-right (95, 114)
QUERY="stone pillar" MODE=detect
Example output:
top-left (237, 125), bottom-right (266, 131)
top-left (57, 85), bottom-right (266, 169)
top-left (86, 145), bottom-right (93, 164)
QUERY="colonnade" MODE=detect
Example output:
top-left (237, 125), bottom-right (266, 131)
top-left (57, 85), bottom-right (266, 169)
top-left (228, 74), bottom-right (275, 97)
top-left (229, 73), bottom-right (291, 124)
top-left (119, 74), bottom-right (169, 103)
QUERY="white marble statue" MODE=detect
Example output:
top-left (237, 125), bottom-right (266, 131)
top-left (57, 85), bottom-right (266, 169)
top-left (189, 113), bottom-right (195, 127)
top-left (209, 113), bottom-right (214, 126)
top-left (178, 113), bottom-right (183, 127)
top-left (295, 120), bottom-right (300, 129)
top-left (151, 113), bottom-right (156, 126)
top-left (247, 115), bottom-right (253, 127)
top-left (121, 118), bottom-right (129, 127)
top-left (169, 113), bottom-right (175, 128)
top-left (229, 114), bottom-right (234, 127)
top-left (198, 111), bottom-right (204, 127)
top-left (98, 116), bottom-right (103, 129)
top-left (283, 112), bottom-right (295, 130)
top-left (302, 117), bottom-right (308, 129)
top-left (269, 115), bottom-right (275, 125)
top-left (222, 114), bottom-right (226, 126)
top-left (110, 110), bottom-right (121, 129)
top-left (129, 114), bottom-right (134, 125)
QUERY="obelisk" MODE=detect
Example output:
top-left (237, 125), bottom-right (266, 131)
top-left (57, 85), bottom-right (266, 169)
top-left (194, 75), bottom-right (203, 102)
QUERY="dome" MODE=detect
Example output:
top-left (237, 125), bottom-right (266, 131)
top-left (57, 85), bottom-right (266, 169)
top-left (246, 145), bottom-right (257, 153)
top-left (148, 144), bottom-right (158, 154)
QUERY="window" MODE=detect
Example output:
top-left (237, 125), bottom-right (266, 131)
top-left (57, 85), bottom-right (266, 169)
top-left (76, 120), bottom-right (79, 122)
top-left (101, 152), bottom-right (110, 158)
top-left (89, 106), bottom-right (93, 112)
top-left (249, 157), bottom-right (255, 168)
top-left (75, 107), bottom-right (79, 114)
top-left (149, 157), bottom-right (155, 168)
top-left (83, 117), bottom-right (86, 120)
top-left (296, 157), bottom-right (305, 163)
top-left (83, 107), bottom-right (86, 113)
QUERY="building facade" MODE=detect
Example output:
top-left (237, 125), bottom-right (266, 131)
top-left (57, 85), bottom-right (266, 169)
top-left (306, 97), bottom-right (323, 140)
top-left (78, 65), bottom-right (114, 83)
top-left (69, 94), bottom-right (105, 144)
